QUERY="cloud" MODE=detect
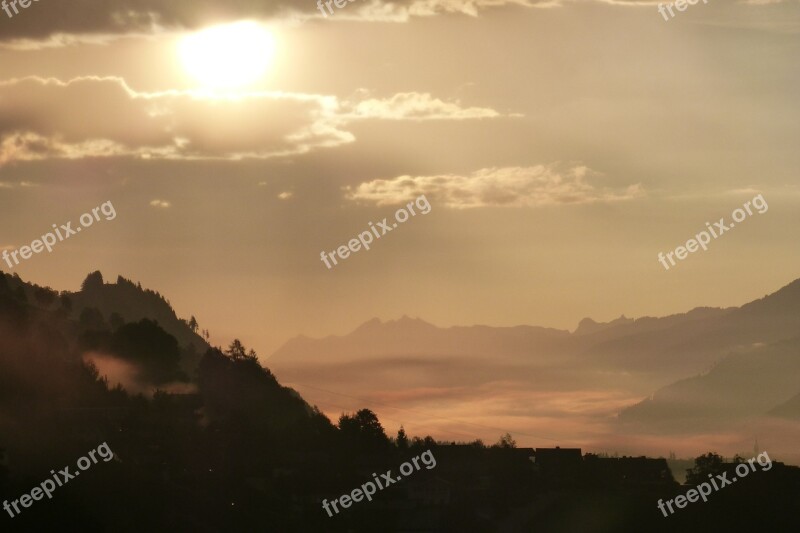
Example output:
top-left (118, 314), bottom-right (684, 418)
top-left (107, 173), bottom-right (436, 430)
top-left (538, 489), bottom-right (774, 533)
top-left (329, 0), bottom-right (562, 23)
top-left (0, 77), bottom-right (508, 165)
top-left (0, 0), bottom-right (791, 45)
top-left (149, 199), bottom-right (171, 208)
top-left (342, 92), bottom-right (509, 120)
top-left (0, 76), bottom-right (352, 164)
top-left (0, 180), bottom-right (40, 189)
top-left (0, 1), bottom-right (287, 44)
top-left (345, 164), bottom-right (645, 209)
top-left (0, 32), bottom-right (131, 52)
top-left (725, 187), bottom-right (762, 196)
top-left (0, 1), bottom-right (564, 45)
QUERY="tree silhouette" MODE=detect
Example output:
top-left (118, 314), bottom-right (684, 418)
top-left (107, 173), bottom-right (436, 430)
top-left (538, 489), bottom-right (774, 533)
top-left (495, 432), bottom-right (517, 449)
top-left (111, 319), bottom-right (184, 384)
top-left (79, 307), bottom-right (108, 330)
top-left (14, 286), bottom-right (26, 302)
top-left (339, 409), bottom-right (390, 451)
top-left (397, 425), bottom-right (409, 450)
top-left (34, 287), bottom-right (57, 306)
top-left (686, 452), bottom-right (725, 485)
top-left (225, 339), bottom-right (258, 362)
top-left (109, 312), bottom-right (124, 330)
top-left (81, 271), bottom-right (104, 292)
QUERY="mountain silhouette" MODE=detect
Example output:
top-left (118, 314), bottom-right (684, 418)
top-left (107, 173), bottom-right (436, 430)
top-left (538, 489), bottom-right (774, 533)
top-left (272, 315), bottom-right (569, 362)
top-left (272, 277), bottom-right (800, 386)
top-left (619, 335), bottom-right (800, 430)
top-left (770, 390), bottom-right (800, 420)
top-left (573, 315), bottom-right (634, 336)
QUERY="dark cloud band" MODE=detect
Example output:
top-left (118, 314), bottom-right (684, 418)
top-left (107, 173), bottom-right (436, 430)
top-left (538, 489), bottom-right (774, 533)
top-left (0, 0), bottom-right (299, 42)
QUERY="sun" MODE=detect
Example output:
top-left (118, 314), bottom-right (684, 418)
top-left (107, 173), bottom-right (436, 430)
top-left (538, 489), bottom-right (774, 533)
top-left (179, 21), bottom-right (276, 90)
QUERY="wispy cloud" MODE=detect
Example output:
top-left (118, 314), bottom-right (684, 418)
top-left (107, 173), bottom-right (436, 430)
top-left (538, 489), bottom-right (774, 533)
top-left (0, 180), bottom-right (42, 189)
top-left (341, 92), bottom-right (514, 121)
top-left (346, 164), bottom-right (645, 209)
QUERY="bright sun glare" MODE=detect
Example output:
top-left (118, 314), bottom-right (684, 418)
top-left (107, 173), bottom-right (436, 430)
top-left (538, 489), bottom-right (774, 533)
top-left (179, 21), bottom-right (275, 90)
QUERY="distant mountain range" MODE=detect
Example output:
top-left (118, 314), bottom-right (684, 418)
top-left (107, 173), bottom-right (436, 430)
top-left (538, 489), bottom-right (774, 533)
top-left (272, 280), bottom-right (800, 381)
top-left (271, 278), bottom-right (800, 435)
top-left (272, 315), bottom-right (569, 361)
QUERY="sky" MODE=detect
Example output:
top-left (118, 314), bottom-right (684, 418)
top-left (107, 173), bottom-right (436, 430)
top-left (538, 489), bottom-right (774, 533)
top-left (0, 0), bottom-right (799, 360)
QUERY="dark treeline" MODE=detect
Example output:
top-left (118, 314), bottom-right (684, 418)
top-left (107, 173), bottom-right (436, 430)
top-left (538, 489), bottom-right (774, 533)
top-left (2, 272), bottom-right (800, 532)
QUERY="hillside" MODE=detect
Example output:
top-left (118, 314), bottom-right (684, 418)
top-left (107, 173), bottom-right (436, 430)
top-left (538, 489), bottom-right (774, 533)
top-left (618, 336), bottom-right (800, 431)
top-left (67, 271), bottom-right (210, 355)
top-left (0, 271), bottom-right (320, 431)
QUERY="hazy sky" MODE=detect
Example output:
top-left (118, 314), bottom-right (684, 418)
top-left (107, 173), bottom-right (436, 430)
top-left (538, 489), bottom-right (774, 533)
top-left (1, 0), bottom-right (799, 357)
